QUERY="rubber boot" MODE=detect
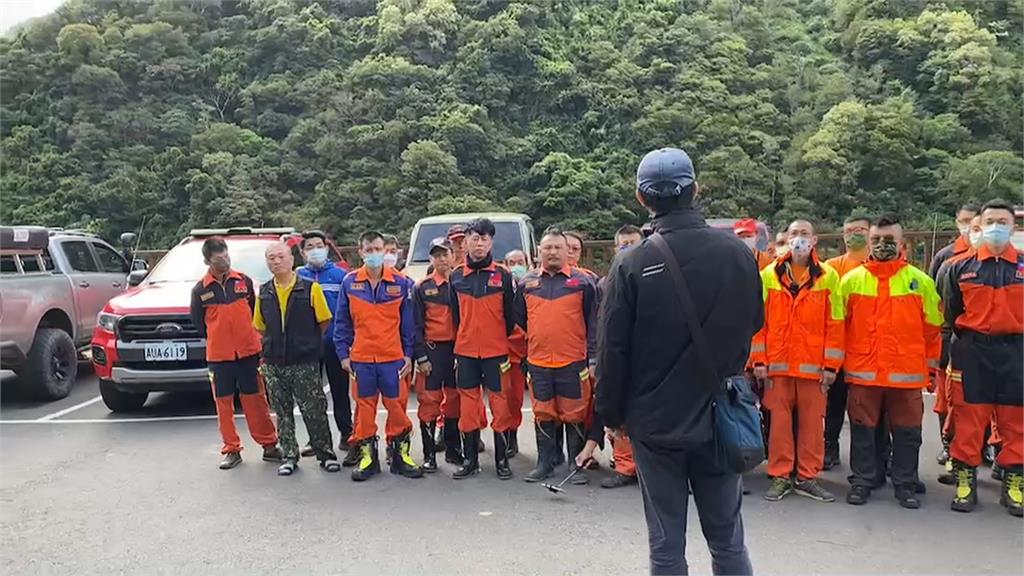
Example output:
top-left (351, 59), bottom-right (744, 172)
top-left (453, 430), bottom-right (481, 479)
top-left (950, 460), bottom-right (977, 513)
top-left (443, 418), bottom-right (464, 464)
top-left (420, 421), bottom-right (438, 473)
top-left (525, 421), bottom-right (557, 483)
top-left (566, 422), bottom-right (589, 485)
top-left (553, 424), bottom-right (566, 467)
top-left (506, 428), bottom-right (519, 458)
top-left (494, 430), bottom-right (513, 480)
top-left (434, 419), bottom-right (446, 453)
top-left (389, 432), bottom-right (424, 479)
top-left (351, 437), bottom-right (380, 482)
top-left (1000, 467), bottom-right (1023, 517)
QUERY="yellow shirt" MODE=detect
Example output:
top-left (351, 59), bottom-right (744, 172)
top-left (253, 274), bottom-right (332, 332)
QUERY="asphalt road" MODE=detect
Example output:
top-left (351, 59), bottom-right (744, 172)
top-left (1, 370), bottom-right (1021, 575)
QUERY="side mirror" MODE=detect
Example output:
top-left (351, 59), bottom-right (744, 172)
top-left (131, 259), bottom-right (148, 271)
top-left (127, 269), bottom-right (148, 287)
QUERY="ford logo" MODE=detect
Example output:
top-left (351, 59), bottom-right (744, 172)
top-left (155, 323), bottom-right (183, 336)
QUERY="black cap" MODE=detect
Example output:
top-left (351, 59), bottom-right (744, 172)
top-left (428, 237), bottom-right (452, 254)
top-left (446, 224), bottom-right (466, 240)
top-left (636, 147), bottom-right (696, 197)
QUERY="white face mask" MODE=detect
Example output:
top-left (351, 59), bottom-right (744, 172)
top-left (383, 253), bottom-right (398, 267)
top-left (305, 247), bottom-right (328, 267)
top-left (788, 236), bottom-right (812, 257)
top-left (741, 237), bottom-right (757, 250)
top-left (957, 223), bottom-right (971, 238)
top-left (968, 230), bottom-right (982, 250)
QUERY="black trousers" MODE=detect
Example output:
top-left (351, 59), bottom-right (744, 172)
top-left (322, 339), bottom-right (353, 438)
top-left (632, 439), bottom-right (753, 576)
top-left (824, 371), bottom-right (848, 449)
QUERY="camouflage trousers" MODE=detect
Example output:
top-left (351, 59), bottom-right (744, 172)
top-left (264, 363), bottom-right (336, 462)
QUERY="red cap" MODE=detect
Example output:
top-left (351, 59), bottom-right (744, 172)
top-left (733, 218), bottom-right (757, 236)
top-left (447, 224), bottom-right (466, 240)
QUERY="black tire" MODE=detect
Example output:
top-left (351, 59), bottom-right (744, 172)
top-left (99, 379), bottom-right (148, 412)
top-left (15, 328), bottom-right (77, 400)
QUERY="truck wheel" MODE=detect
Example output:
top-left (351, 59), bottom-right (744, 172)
top-left (99, 380), bottom-right (148, 412)
top-left (16, 328), bottom-right (77, 400)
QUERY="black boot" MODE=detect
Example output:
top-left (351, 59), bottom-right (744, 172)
top-left (389, 432), bottom-right (424, 479)
top-left (506, 428), bottom-right (519, 458)
top-left (849, 423), bottom-right (879, 491)
top-left (553, 424), bottom-right (566, 467)
top-left (951, 459), bottom-right (978, 513)
top-left (566, 422), bottom-right (589, 485)
top-left (1001, 466), bottom-right (1023, 517)
top-left (443, 418), bottom-right (464, 464)
top-left (525, 421), bottom-right (557, 483)
top-left (494, 430), bottom-right (513, 480)
top-left (434, 420), bottom-right (446, 453)
top-left (453, 430), bottom-right (481, 479)
top-left (890, 425), bottom-right (923, 500)
top-left (351, 437), bottom-right (381, 482)
top-left (420, 421), bottom-right (438, 473)
top-left (823, 443), bottom-right (840, 471)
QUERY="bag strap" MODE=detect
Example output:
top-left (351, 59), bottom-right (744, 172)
top-left (648, 232), bottom-right (722, 393)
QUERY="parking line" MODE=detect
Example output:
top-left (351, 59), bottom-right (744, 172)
top-left (0, 407), bottom-right (533, 425)
top-left (35, 395), bottom-right (105, 422)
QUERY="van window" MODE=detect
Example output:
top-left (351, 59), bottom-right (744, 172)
top-left (410, 222), bottom-right (524, 263)
top-left (19, 254), bottom-right (42, 272)
top-left (0, 255), bottom-right (17, 274)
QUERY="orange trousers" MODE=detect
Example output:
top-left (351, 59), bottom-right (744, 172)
top-left (949, 377), bottom-right (1023, 468)
top-left (612, 435), bottom-right (637, 477)
top-left (349, 361), bottom-right (412, 443)
top-left (509, 361), bottom-right (526, 429)
top-left (764, 376), bottom-right (826, 480)
top-left (210, 357), bottom-right (277, 454)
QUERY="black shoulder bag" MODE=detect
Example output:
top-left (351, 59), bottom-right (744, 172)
top-left (649, 233), bottom-right (765, 474)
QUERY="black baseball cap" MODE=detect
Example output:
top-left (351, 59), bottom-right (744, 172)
top-left (636, 147), bottom-right (695, 197)
top-left (428, 237), bottom-right (452, 255)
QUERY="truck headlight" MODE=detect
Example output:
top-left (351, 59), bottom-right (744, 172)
top-left (97, 312), bottom-right (121, 333)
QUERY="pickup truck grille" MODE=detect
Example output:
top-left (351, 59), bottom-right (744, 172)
top-left (118, 315), bottom-right (201, 342)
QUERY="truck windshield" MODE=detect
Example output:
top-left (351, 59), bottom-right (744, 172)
top-left (410, 222), bottom-right (523, 263)
top-left (144, 239), bottom-right (275, 284)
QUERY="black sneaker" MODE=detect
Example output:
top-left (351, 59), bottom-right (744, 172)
top-left (601, 473), bottom-right (638, 489)
top-left (300, 444), bottom-right (315, 458)
top-left (795, 479), bottom-right (836, 503)
top-left (823, 444), bottom-right (840, 471)
top-left (846, 485), bottom-right (871, 506)
top-left (764, 477), bottom-right (793, 502)
top-left (992, 462), bottom-right (1004, 481)
top-left (262, 446), bottom-right (284, 463)
top-left (895, 485), bottom-right (921, 509)
top-left (342, 445), bottom-right (361, 467)
top-left (219, 452), bottom-right (242, 470)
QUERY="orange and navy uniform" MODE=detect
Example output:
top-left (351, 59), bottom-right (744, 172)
top-left (189, 269), bottom-right (276, 454)
top-left (450, 257), bottom-right (517, 433)
top-left (751, 251), bottom-right (844, 481)
top-left (942, 243), bottom-right (1024, 469)
top-left (932, 246), bottom-right (978, 426)
top-left (334, 266), bottom-right (415, 442)
top-left (413, 271), bottom-right (458, 421)
top-left (513, 266), bottom-right (597, 424)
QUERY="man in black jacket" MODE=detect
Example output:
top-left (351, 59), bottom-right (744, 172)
top-left (596, 147), bottom-right (763, 576)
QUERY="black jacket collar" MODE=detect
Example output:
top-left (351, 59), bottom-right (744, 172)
top-left (650, 207), bottom-right (708, 234)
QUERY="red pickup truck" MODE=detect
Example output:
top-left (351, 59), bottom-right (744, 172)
top-left (91, 227), bottom-right (306, 412)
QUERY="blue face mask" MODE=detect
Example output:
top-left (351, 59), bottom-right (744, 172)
top-left (982, 224), bottom-right (1012, 249)
top-left (363, 253), bottom-right (385, 269)
top-left (510, 265), bottom-right (527, 279)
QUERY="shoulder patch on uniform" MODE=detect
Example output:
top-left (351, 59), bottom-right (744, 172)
top-left (488, 272), bottom-right (503, 287)
top-left (565, 278), bottom-right (581, 288)
top-left (350, 281), bottom-right (365, 291)
top-left (909, 278), bottom-right (919, 291)
top-left (234, 282), bottom-right (248, 294)
top-left (386, 285), bottom-right (402, 295)
top-left (425, 288), bottom-right (439, 296)
top-left (200, 291), bottom-right (215, 302)
top-left (959, 271), bottom-right (978, 281)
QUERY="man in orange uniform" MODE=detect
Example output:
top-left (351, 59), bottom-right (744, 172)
top-left (942, 200), bottom-right (1023, 516)
top-left (413, 238), bottom-right (460, 472)
top-left (335, 231), bottom-right (423, 482)
top-left (734, 218), bottom-right (774, 271)
top-left (189, 237), bottom-right (281, 470)
top-left (450, 218), bottom-right (517, 479)
top-left (841, 215), bottom-right (943, 509)
top-left (822, 215), bottom-right (871, 470)
top-left (751, 220), bottom-right (844, 503)
top-left (504, 249), bottom-right (530, 458)
top-left (515, 229), bottom-right (598, 484)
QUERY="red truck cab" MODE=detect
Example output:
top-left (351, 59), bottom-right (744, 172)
top-left (91, 227), bottom-right (302, 412)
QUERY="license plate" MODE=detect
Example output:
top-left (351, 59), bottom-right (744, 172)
top-left (144, 342), bottom-right (187, 362)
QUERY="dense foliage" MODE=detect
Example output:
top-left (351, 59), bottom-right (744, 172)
top-left (2, 0), bottom-right (1022, 247)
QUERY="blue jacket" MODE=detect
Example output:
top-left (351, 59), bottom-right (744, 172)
top-left (298, 261), bottom-right (347, 342)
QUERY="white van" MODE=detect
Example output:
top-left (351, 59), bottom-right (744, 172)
top-left (405, 213), bottom-right (537, 281)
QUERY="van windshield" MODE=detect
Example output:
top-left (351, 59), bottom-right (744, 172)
top-left (410, 222), bottom-right (524, 263)
top-left (145, 239), bottom-right (277, 284)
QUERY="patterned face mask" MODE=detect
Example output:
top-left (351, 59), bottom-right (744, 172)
top-left (871, 238), bottom-right (899, 261)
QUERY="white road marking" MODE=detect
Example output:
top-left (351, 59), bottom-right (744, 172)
top-left (1, 407), bottom-right (533, 425)
top-left (35, 395), bottom-right (105, 421)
